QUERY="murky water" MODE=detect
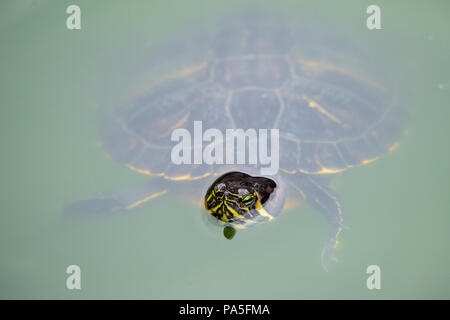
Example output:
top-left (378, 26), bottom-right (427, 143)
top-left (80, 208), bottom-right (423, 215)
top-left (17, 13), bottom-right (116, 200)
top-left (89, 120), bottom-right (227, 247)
top-left (0, 0), bottom-right (449, 299)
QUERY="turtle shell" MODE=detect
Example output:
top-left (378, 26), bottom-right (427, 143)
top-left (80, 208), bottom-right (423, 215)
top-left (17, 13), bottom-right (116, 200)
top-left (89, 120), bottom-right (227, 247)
top-left (99, 21), bottom-right (405, 180)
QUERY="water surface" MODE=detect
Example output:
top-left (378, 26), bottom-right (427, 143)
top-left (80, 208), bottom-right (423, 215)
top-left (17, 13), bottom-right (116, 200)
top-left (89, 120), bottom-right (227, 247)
top-left (0, 0), bottom-right (449, 299)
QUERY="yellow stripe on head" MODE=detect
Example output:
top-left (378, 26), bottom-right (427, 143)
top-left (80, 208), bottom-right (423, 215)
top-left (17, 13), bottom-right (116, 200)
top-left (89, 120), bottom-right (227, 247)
top-left (255, 201), bottom-right (274, 221)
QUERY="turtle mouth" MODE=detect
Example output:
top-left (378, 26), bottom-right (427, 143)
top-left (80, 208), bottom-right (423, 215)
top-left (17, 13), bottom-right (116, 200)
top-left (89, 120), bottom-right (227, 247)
top-left (205, 194), bottom-right (258, 222)
top-left (205, 198), bottom-right (264, 228)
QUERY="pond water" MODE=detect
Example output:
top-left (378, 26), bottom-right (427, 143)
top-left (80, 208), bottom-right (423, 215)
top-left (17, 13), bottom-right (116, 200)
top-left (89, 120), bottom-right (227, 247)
top-left (0, 0), bottom-right (449, 299)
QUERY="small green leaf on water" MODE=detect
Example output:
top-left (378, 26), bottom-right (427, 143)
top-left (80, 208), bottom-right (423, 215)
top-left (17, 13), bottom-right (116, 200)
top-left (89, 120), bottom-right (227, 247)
top-left (223, 226), bottom-right (236, 240)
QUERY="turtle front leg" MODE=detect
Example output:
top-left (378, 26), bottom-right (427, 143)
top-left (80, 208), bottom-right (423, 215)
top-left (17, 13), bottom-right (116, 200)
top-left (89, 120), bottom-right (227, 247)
top-left (64, 178), bottom-right (169, 218)
top-left (291, 175), bottom-right (346, 271)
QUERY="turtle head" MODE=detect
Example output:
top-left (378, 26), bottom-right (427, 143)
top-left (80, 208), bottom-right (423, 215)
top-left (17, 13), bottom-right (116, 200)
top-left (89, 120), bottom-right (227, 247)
top-left (204, 171), bottom-right (281, 234)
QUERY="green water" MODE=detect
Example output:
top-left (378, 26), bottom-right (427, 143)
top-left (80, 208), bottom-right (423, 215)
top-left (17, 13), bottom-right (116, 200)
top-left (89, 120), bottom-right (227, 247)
top-left (1, 0), bottom-right (449, 299)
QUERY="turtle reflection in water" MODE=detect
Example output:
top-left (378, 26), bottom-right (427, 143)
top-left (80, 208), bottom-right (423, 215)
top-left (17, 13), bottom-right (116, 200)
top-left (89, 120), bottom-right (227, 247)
top-left (67, 15), bottom-right (406, 269)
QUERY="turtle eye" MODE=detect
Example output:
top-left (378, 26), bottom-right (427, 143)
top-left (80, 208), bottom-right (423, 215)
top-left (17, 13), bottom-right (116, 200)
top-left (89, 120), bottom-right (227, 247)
top-left (241, 194), bottom-right (254, 207)
top-left (214, 183), bottom-right (225, 192)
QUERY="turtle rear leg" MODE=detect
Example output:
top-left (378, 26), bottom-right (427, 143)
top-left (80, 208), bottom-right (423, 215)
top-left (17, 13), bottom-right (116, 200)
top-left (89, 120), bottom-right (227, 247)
top-left (64, 178), bottom-right (169, 218)
top-left (292, 175), bottom-right (346, 271)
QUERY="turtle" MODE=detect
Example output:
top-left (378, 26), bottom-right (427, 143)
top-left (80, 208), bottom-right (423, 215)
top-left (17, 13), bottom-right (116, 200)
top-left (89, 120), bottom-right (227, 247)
top-left (67, 14), bottom-right (406, 270)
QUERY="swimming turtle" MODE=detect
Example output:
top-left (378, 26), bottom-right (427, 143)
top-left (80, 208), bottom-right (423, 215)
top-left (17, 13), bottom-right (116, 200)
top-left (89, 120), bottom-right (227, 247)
top-left (67, 16), bottom-right (406, 269)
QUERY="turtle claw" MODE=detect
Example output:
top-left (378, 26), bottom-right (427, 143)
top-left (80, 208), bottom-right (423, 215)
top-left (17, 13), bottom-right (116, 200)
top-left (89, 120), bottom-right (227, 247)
top-left (63, 197), bottom-right (123, 218)
top-left (340, 223), bottom-right (350, 230)
top-left (320, 242), bottom-right (340, 272)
